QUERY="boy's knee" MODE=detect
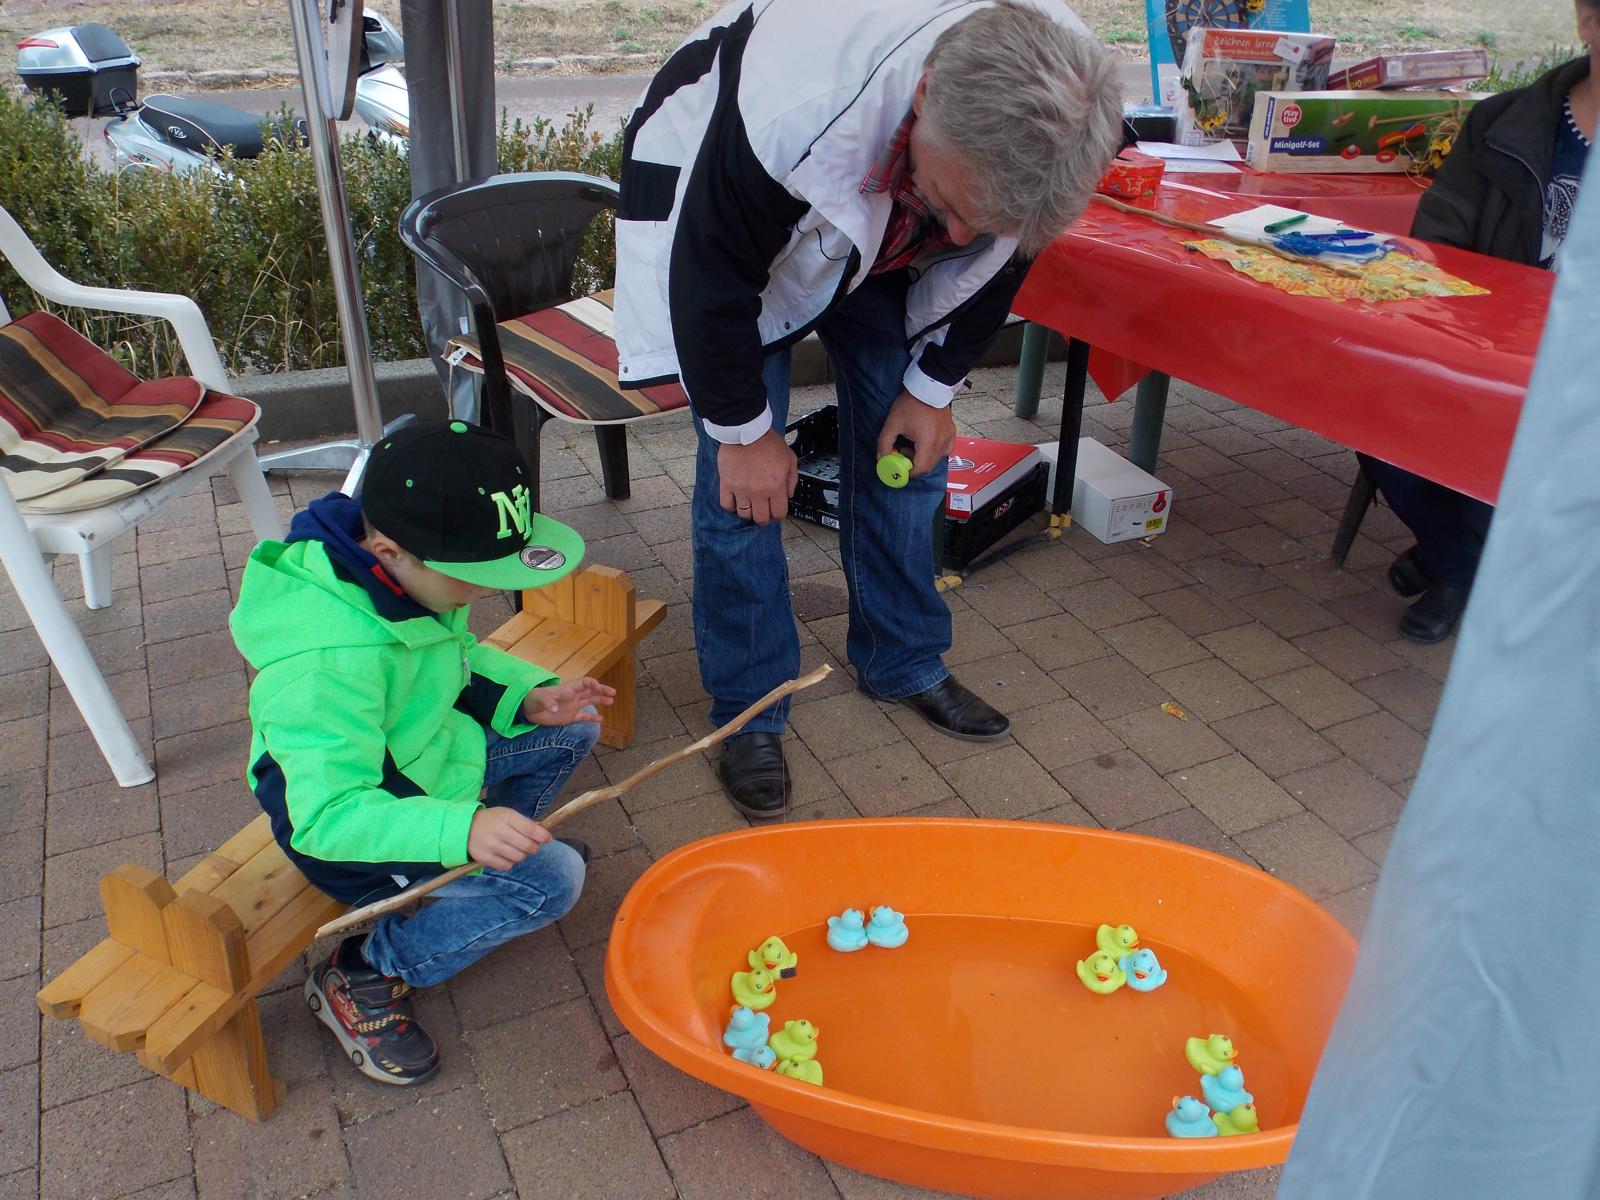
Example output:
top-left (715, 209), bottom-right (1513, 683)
top-left (512, 838), bottom-right (586, 919)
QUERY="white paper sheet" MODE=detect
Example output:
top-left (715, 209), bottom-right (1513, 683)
top-left (1135, 139), bottom-right (1244, 162)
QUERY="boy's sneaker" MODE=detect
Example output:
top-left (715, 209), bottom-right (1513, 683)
top-left (305, 935), bottom-right (439, 1086)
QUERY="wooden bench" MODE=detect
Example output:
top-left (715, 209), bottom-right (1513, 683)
top-left (37, 564), bottom-right (664, 1118)
top-left (483, 563), bottom-right (666, 749)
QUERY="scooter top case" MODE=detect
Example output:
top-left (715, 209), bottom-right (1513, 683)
top-left (137, 95), bottom-right (306, 160)
top-left (16, 23), bottom-right (140, 116)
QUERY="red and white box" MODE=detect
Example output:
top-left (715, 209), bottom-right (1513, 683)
top-left (1096, 148), bottom-right (1166, 205)
top-left (945, 438), bottom-right (1042, 521)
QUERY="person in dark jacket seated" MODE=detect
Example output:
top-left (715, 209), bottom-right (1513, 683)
top-left (1360, 1), bottom-right (1596, 643)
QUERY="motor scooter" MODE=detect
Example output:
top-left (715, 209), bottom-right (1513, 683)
top-left (16, 11), bottom-right (408, 175)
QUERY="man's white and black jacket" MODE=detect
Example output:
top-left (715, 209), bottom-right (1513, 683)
top-left (613, 0), bottom-right (1090, 444)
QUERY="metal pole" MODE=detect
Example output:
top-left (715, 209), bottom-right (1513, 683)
top-left (442, 0), bottom-right (472, 183)
top-left (1012, 322), bottom-right (1049, 418)
top-left (261, 0), bottom-right (389, 484)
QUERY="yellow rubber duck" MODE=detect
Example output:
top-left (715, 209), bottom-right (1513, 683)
top-left (1186, 1034), bottom-right (1237, 1076)
top-left (768, 1018), bottom-right (819, 1063)
top-left (1075, 950), bottom-right (1127, 994)
top-left (1213, 1103), bottom-right (1259, 1136)
top-left (730, 966), bottom-right (778, 1011)
top-left (747, 935), bottom-right (799, 978)
top-left (1096, 923), bottom-right (1140, 960)
top-left (777, 1057), bottom-right (823, 1086)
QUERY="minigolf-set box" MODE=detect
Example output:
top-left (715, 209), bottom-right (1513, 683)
top-left (1246, 89), bottom-right (1485, 173)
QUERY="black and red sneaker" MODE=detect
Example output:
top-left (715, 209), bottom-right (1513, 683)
top-left (304, 936), bottom-right (439, 1086)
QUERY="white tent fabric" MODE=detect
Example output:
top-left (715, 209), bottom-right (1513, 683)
top-left (1280, 161), bottom-right (1600, 1197)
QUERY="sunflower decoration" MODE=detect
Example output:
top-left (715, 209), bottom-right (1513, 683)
top-left (1242, 0), bottom-right (1267, 13)
top-left (1179, 73), bottom-right (1232, 135)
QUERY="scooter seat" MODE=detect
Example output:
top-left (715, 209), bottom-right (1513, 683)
top-left (139, 94), bottom-right (301, 159)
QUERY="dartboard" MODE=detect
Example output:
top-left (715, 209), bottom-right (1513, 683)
top-left (1165, 0), bottom-right (1259, 62)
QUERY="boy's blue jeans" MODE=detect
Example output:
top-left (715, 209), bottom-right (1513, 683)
top-left (691, 271), bottom-right (953, 731)
top-left (363, 719), bottom-right (598, 989)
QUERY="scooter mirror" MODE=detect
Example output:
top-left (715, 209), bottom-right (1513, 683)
top-left (323, 0), bottom-right (364, 120)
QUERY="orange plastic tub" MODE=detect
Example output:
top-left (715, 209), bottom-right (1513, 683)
top-left (605, 819), bottom-right (1357, 1200)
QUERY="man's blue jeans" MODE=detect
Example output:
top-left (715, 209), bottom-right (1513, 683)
top-left (691, 271), bottom-right (953, 731)
top-left (363, 719), bottom-right (598, 988)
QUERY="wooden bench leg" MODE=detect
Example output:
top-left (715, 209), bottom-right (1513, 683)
top-left (597, 650), bottom-right (636, 750)
top-left (190, 1000), bottom-right (284, 1120)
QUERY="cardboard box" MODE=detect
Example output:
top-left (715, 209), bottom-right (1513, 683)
top-left (1246, 89), bottom-right (1484, 174)
top-left (1174, 26), bottom-right (1336, 145)
top-left (786, 407), bottom-right (1047, 569)
top-left (1097, 147), bottom-right (1166, 205)
top-left (1327, 49), bottom-right (1490, 90)
top-left (1039, 439), bottom-right (1173, 544)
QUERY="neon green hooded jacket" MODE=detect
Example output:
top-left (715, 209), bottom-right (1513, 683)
top-left (229, 495), bottom-right (556, 902)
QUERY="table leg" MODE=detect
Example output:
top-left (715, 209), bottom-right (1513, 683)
top-left (1012, 322), bottom-right (1049, 418)
top-left (1051, 338), bottom-right (1090, 515)
top-left (1128, 371), bottom-right (1171, 474)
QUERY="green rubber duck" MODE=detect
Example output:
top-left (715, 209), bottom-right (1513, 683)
top-left (1212, 1103), bottom-right (1259, 1137)
top-left (730, 966), bottom-right (778, 1011)
top-left (777, 1057), bottom-right (824, 1086)
top-left (1096, 923), bottom-right (1140, 960)
top-left (1076, 950), bottom-right (1127, 994)
top-left (747, 935), bottom-right (799, 978)
top-left (769, 1018), bottom-right (819, 1063)
top-left (1186, 1033), bottom-right (1237, 1076)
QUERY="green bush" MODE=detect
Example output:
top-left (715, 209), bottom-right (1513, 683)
top-left (1482, 46), bottom-right (1585, 93)
top-left (0, 89), bottom-right (624, 379)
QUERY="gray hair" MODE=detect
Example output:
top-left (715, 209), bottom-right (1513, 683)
top-left (921, 1), bottom-right (1123, 254)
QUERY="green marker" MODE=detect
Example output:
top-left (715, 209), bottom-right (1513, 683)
top-left (1263, 212), bottom-right (1309, 234)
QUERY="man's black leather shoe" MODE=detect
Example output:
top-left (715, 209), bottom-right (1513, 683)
top-left (1387, 547), bottom-right (1432, 598)
top-left (1398, 584), bottom-right (1470, 644)
top-left (717, 732), bottom-right (791, 818)
top-left (895, 676), bottom-right (1010, 742)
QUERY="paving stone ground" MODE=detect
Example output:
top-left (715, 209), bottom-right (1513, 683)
top-left (1, 359), bottom-right (1447, 1199)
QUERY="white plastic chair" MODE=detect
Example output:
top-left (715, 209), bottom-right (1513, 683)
top-left (0, 204), bottom-right (282, 786)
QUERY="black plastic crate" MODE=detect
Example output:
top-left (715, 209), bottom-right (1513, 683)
top-left (785, 404), bottom-right (1046, 571)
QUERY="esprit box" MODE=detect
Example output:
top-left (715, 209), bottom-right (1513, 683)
top-left (1040, 438), bottom-right (1172, 545)
top-left (1327, 48), bottom-right (1490, 90)
top-left (1174, 26), bottom-right (1336, 145)
top-left (1246, 89), bottom-right (1485, 173)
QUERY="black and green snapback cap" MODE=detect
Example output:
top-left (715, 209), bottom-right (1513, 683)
top-left (361, 420), bottom-right (584, 590)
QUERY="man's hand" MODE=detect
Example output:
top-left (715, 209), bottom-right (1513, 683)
top-left (718, 429), bottom-right (798, 525)
top-left (523, 677), bottom-right (616, 726)
top-left (877, 391), bottom-right (956, 478)
top-left (467, 806), bottom-right (551, 871)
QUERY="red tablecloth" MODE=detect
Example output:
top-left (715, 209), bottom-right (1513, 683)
top-left (1015, 182), bottom-right (1552, 504)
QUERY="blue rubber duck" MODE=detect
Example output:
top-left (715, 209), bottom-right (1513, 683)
top-left (1165, 1096), bottom-right (1219, 1139)
top-left (1201, 1065), bottom-right (1253, 1115)
top-left (733, 1044), bottom-right (777, 1069)
top-left (1119, 947), bottom-right (1168, 992)
top-left (722, 1005), bottom-right (771, 1053)
top-left (826, 908), bottom-right (869, 952)
top-left (866, 906), bottom-right (909, 948)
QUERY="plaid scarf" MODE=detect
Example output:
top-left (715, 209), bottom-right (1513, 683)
top-left (860, 110), bottom-right (952, 275)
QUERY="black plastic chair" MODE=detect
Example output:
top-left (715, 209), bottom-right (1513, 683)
top-left (399, 171), bottom-right (633, 501)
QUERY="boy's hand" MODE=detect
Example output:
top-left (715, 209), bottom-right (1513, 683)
top-left (467, 806), bottom-right (551, 871)
top-left (523, 677), bottom-right (616, 726)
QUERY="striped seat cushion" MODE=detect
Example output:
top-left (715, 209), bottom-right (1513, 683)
top-left (0, 310), bottom-right (259, 514)
top-left (447, 289), bottom-right (688, 424)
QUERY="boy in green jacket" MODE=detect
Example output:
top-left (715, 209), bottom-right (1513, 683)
top-left (230, 420), bottom-right (614, 1085)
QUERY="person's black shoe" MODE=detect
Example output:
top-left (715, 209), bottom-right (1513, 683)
top-left (305, 935), bottom-right (439, 1086)
top-left (1398, 584), bottom-right (1470, 644)
top-left (894, 676), bottom-right (1010, 742)
top-left (1387, 547), bottom-right (1433, 598)
top-left (718, 732), bottom-right (791, 819)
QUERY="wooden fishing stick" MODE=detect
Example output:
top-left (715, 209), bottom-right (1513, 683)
top-left (1089, 193), bottom-right (1371, 281)
top-left (315, 663), bottom-right (834, 939)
